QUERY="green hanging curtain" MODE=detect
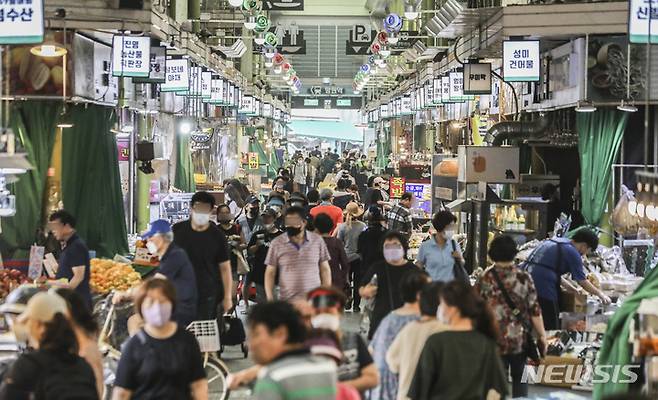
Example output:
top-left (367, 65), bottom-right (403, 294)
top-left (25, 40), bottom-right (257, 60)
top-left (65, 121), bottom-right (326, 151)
top-left (0, 102), bottom-right (60, 259)
top-left (269, 149), bottom-right (281, 178)
top-left (248, 139), bottom-right (271, 178)
top-left (577, 109), bottom-right (628, 226)
top-left (174, 132), bottom-right (196, 192)
top-left (61, 104), bottom-right (128, 258)
top-left (594, 265), bottom-right (658, 399)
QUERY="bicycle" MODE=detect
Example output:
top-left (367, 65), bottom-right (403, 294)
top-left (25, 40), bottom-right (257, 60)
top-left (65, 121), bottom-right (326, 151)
top-left (96, 293), bottom-right (231, 400)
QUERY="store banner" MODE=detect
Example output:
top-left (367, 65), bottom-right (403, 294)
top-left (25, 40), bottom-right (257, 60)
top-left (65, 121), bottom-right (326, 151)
top-left (117, 138), bottom-right (130, 161)
top-left (161, 58), bottom-right (189, 92)
top-left (112, 36), bottom-right (150, 77)
top-left (380, 103), bottom-right (389, 119)
top-left (0, 0), bottom-right (44, 44)
top-left (182, 66), bottom-right (201, 96)
top-left (274, 108), bottom-right (281, 120)
top-left (424, 83), bottom-right (433, 108)
top-left (433, 78), bottom-right (442, 104)
top-left (389, 177), bottom-right (406, 199)
top-left (457, 146), bottom-right (520, 183)
top-left (210, 76), bottom-right (223, 104)
top-left (463, 63), bottom-right (492, 95)
top-left (248, 152), bottom-right (259, 169)
top-left (449, 71), bottom-right (465, 102)
top-left (263, 103), bottom-right (272, 118)
top-left (503, 40), bottom-right (540, 82)
top-left (201, 71), bottom-right (212, 101)
top-left (441, 76), bottom-right (451, 103)
top-left (133, 46), bottom-right (166, 83)
top-left (401, 96), bottom-right (412, 115)
top-left (239, 95), bottom-right (253, 114)
top-left (629, 0), bottom-right (658, 43)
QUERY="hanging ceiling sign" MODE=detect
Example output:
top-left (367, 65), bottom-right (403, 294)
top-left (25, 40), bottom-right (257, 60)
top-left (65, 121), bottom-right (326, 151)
top-left (227, 83), bottom-right (235, 106)
top-left (201, 71), bottom-right (212, 101)
top-left (433, 78), bottom-right (442, 104)
top-left (248, 152), bottom-right (260, 170)
top-left (629, 0), bottom-right (658, 43)
top-left (210, 76), bottom-right (223, 104)
top-left (346, 24), bottom-right (377, 55)
top-left (503, 40), bottom-right (540, 82)
top-left (263, 103), bottom-right (273, 118)
top-left (449, 70), bottom-right (465, 102)
top-left (272, 23), bottom-right (306, 54)
top-left (441, 75), bottom-right (452, 103)
top-left (239, 95), bottom-right (253, 114)
top-left (390, 30), bottom-right (420, 50)
top-left (133, 46), bottom-right (166, 83)
top-left (380, 103), bottom-right (389, 119)
top-left (274, 108), bottom-right (281, 120)
top-left (463, 63), bottom-right (492, 95)
top-left (401, 95), bottom-right (412, 115)
top-left (112, 36), bottom-right (150, 77)
top-left (161, 58), bottom-right (189, 92)
top-left (0, 0), bottom-right (44, 44)
top-left (263, 0), bottom-right (304, 11)
top-left (181, 66), bottom-right (201, 96)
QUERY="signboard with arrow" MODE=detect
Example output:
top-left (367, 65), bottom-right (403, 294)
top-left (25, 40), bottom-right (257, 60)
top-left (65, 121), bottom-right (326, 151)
top-left (346, 24), bottom-right (377, 55)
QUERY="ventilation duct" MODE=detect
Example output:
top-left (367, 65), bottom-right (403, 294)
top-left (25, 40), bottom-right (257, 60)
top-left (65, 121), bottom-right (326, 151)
top-left (485, 113), bottom-right (553, 146)
top-left (425, 0), bottom-right (464, 37)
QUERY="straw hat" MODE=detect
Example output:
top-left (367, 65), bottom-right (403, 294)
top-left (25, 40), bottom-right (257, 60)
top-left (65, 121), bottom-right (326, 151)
top-left (345, 202), bottom-right (364, 218)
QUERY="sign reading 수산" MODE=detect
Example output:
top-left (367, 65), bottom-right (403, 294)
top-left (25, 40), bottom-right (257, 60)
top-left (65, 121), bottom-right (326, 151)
top-left (161, 59), bottom-right (189, 92)
top-left (0, 0), bottom-right (44, 44)
top-left (503, 40), bottom-right (540, 82)
top-left (112, 36), bottom-right (150, 77)
top-left (629, 0), bottom-right (658, 43)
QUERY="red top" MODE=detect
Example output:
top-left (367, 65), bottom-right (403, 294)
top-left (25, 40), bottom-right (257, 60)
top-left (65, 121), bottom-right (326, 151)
top-left (310, 204), bottom-right (344, 234)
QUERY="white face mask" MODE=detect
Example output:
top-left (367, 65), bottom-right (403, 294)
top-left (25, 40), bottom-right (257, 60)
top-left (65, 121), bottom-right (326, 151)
top-left (311, 313), bottom-right (341, 331)
top-left (383, 246), bottom-right (405, 263)
top-left (146, 241), bottom-right (159, 255)
top-left (263, 223), bottom-right (275, 231)
top-left (443, 230), bottom-right (455, 240)
top-left (192, 211), bottom-right (211, 226)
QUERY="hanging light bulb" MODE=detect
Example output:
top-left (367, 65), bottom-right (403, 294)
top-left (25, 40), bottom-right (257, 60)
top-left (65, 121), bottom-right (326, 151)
top-left (254, 33), bottom-right (266, 45)
top-left (243, 16), bottom-right (257, 30)
top-left (264, 58), bottom-right (273, 68)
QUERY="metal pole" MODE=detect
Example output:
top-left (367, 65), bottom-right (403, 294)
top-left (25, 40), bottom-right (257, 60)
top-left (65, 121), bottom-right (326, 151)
top-left (645, 8), bottom-right (652, 168)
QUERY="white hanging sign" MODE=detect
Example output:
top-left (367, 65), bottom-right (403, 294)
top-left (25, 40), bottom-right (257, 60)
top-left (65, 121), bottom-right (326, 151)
top-left (161, 58), bottom-right (189, 92)
top-left (463, 63), bottom-right (492, 95)
top-left (503, 40), bottom-right (540, 82)
top-left (239, 95), bottom-right (253, 114)
top-left (112, 36), bottom-right (151, 77)
top-left (0, 0), bottom-right (44, 44)
top-left (441, 75), bottom-right (451, 103)
top-left (629, 0), bottom-right (658, 43)
top-left (449, 71), bottom-right (465, 102)
top-left (274, 108), bottom-right (281, 120)
top-left (263, 103), bottom-right (273, 118)
top-left (201, 71), bottom-right (212, 101)
top-left (380, 103), bottom-right (389, 119)
top-left (433, 78), bottom-right (442, 104)
top-left (401, 96), bottom-right (412, 115)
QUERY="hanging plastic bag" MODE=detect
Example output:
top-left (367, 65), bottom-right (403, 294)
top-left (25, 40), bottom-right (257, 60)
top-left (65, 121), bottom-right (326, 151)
top-left (611, 185), bottom-right (640, 235)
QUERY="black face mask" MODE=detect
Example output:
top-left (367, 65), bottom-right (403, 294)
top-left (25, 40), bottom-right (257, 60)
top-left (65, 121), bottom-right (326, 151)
top-left (248, 208), bottom-right (258, 217)
top-left (285, 226), bottom-right (302, 237)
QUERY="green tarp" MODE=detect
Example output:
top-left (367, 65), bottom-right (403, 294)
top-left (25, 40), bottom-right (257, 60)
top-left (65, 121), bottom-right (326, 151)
top-left (0, 102), bottom-right (60, 259)
top-left (594, 265), bottom-right (658, 399)
top-left (577, 109), bottom-right (628, 226)
top-left (174, 132), bottom-right (196, 192)
top-left (61, 105), bottom-right (128, 258)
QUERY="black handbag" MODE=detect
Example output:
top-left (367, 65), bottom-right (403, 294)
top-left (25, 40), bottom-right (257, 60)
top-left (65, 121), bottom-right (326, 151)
top-left (490, 268), bottom-right (543, 362)
top-left (451, 240), bottom-right (470, 284)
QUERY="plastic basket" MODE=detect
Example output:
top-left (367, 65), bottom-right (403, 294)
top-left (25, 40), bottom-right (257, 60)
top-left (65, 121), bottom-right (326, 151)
top-left (186, 320), bottom-right (221, 353)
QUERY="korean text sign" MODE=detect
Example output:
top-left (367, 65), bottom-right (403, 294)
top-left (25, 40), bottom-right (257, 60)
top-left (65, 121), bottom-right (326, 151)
top-left (248, 152), bottom-right (259, 170)
top-left (503, 40), bottom-right (540, 82)
top-left (629, 0), bottom-right (658, 43)
top-left (161, 58), bottom-right (190, 92)
top-left (389, 177), bottom-right (406, 199)
top-left (112, 36), bottom-right (151, 78)
top-left (0, 0), bottom-right (44, 44)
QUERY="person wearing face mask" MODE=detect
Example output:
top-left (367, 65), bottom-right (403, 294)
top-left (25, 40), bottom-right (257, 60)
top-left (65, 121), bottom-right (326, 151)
top-left (368, 271), bottom-right (429, 400)
top-left (293, 156), bottom-right (308, 194)
top-left (359, 232), bottom-right (421, 339)
top-left (521, 228), bottom-right (611, 330)
top-left (115, 220), bottom-right (197, 328)
top-left (272, 176), bottom-right (291, 200)
top-left (237, 195), bottom-right (263, 244)
top-left (173, 191), bottom-right (232, 321)
top-left (416, 210), bottom-right (464, 283)
top-left (0, 291), bottom-right (99, 400)
top-left (309, 189), bottom-right (344, 235)
top-left (407, 281), bottom-right (508, 400)
top-left (216, 204), bottom-right (247, 294)
top-left (245, 209), bottom-right (284, 308)
top-left (313, 214), bottom-right (351, 294)
top-left (264, 206), bottom-right (332, 301)
top-left (369, 177), bottom-right (391, 211)
top-left (307, 287), bottom-right (379, 394)
top-left (112, 279), bottom-right (207, 400)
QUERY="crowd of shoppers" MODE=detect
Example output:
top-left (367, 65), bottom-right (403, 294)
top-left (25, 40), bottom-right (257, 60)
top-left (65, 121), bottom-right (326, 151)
top-left (7, 147), bottom-right (618, 400)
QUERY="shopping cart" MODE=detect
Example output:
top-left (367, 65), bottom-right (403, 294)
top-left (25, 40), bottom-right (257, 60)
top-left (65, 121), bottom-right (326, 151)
top-left (187, 320), bottom-right (231, 400)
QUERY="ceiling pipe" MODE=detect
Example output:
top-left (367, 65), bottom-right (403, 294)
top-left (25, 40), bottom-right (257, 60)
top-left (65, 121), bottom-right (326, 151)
top-left (485, 113), bottom-right (554, 146)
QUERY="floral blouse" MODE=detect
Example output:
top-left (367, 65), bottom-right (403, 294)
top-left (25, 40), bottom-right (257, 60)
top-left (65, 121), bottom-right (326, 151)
top-left (475, 265), bottom-right (541, 355)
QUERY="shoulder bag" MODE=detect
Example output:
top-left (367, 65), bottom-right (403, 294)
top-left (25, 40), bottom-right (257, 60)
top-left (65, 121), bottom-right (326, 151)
top-left (490, 268), bottom-right (542, 362)
top-left (451, 240), bottom-right (470, 284)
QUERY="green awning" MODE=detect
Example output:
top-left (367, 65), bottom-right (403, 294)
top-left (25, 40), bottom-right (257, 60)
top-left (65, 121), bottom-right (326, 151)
top-left (289, 119), bottom-right (363, 142)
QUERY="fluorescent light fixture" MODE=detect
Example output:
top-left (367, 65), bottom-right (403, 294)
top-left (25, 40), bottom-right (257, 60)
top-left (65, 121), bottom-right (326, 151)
top-left (244, 17), bottom-right (257, 30)
top-left (264, 50), bottom-right (276, 59)
top-left (354, 90), bottom-right (360, 95)
top-left (274, 65), bottom-right (282, 74)
top-left (254, 35), bottom-right (266, 45)
top-left (264, 59), bottom-right (273, 68)
top-left (380, 49), bottom-right (391, 57)
top-left (229, 0), bottom-right (243, 6)
top-left (617, 99), bottom-right (638, 113)
top-left (31, 43), bottom-right (67, 57)
top-left (575, 101), bottom-right (597, 113)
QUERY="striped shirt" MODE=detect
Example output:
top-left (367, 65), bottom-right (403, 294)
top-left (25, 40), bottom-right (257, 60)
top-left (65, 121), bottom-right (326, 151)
top-left (254, 349), bottom-right (337, 400)
top-left (265, 231), bottom-right (331, 301)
